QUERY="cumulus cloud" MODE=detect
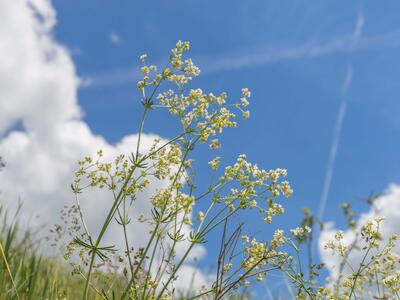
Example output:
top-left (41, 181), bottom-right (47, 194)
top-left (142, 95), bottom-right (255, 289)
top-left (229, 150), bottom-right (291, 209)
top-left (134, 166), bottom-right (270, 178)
top-left (0, 0), bottom-right (209, 290)
top-left (319, 184), bottom-right (400, 279)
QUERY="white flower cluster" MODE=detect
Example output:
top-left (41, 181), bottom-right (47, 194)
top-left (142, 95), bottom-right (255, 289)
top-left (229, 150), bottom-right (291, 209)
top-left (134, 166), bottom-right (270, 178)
top-left (290, 226), bottom-right (311, 237)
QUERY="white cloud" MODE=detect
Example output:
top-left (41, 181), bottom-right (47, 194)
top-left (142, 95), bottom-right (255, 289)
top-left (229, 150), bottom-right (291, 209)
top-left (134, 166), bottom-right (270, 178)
top-left (0, 0), bottom-right (209, 291)
top-left (319, 184), bottom-right (400, 279)
top-left (109, 32), bottom-right (121, 44)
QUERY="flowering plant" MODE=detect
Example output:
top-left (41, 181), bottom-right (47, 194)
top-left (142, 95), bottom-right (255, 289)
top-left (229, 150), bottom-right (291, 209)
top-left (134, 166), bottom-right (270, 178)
top-left (61, 41), bottom-right (400, 300)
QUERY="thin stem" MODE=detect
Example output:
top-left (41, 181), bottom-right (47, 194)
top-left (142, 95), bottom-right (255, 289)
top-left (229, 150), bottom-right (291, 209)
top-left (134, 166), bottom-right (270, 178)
top-left (281, 267), bottom-right (316, 300)
top-left (186, 289), bottom-right (215, 300)
top-left (83, 116), bottom-right (186, 300)
top-left (216, 256), bottom-right (266, 300)
top-left (135, 107), bottom-right (149, 160)
top-left (116, 202), bottom-right (138, 300)
top-left (142, 236), bottom-right (160, 300)
top-left (202, 209), bottom-right (237, 237)
top-left (76, 268), bottom-right (107, 299)
top-left (373, 268), bottom-right (381, 299)
top-left (153, 211), bottom-right (188, 293)
top-left (121, 143), bottom-right (194, 299)
top-left (348, 244), bottom-right (373, 300)
top-left (307, 230), bottom-right (313, 279)
top-left (74, 192), bottom-right (93, 244)
top-left (334, 234), bottom-right (359, 292)
top-left (0, 241), bottom-right (20, 300)
top-left (156, 205), bottom-right (237, 299)
top-left (156, 243), bottom-right (195, 300)
top-left (82, 158), bottom-right (140, 299)
top-left (83, 252), bottom-right (97, 300)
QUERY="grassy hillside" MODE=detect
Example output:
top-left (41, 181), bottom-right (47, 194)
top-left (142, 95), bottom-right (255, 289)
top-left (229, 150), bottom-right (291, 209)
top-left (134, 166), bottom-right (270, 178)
top-left (0, 204), bottom-right (127, 300)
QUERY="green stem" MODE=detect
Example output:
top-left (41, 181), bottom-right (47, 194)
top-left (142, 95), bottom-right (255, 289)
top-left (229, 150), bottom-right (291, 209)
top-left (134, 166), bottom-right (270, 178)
top-left (141, 236), bottom-right (160, 300)
top-left (186, 289), bottom-right (215, 300)
top-left (282, 267), bottom-right (316, 300)
top-left (155, 204), bottom-right (236, 299)
top-left (116, 202), bottom-right (138, 300)
top-left (82, 150), bottom-right (141, 299)
top-left (135, 108), bottom-right (149, 160)
top-left (155, 243), bottom-right (196, 300)
top-left (202, 209), bottom-right (237, 236)
top-left (152, 211), bottom-right (188, 294)
top-left (0, 241), bottom-right (20, 300)
top-left (120, 144), bottom-right (194, 299)
top-left (348, 244), bottom-right (373, 300)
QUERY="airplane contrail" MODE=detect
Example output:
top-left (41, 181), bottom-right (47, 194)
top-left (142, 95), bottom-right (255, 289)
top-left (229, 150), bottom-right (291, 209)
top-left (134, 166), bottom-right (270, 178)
top-left (317, 13), bottom-right (364, 222)
top-left (318, 66), bottom-right (352, 221)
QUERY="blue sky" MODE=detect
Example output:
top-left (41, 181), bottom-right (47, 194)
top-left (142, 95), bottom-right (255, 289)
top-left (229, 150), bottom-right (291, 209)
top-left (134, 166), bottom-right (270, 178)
top-left (52, 0), bottom-right (400, 227)
top-left (2, 0), bottom-right (400, 296)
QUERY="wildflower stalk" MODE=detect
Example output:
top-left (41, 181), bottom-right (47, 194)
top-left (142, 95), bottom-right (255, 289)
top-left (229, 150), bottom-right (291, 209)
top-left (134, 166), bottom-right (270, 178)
top-left (82, 101), bottom-right (153, 299)
top-left (76, 268), bottom-right (108, 299)
top-left (186, 289), bottom-right (215, 300)
top-left (71, 41), bottom-right (298, 300)
top-left (215, 256), bottom-right (268, 300)
top-left (135, 106), bottom-right (149, 161)
top-left (150, 210), bottom-right (189, 296)
top-left (116, 201), bottom-right (139, 300)
top-left (155, 242), bottom-right (196, 300)
top-left (82, 160), bottom-right (139, 300)
top-left (156, 200), bottom-right (239, 299)
top-left (151, 186), bottom-right (217, 296)
top-left (121, 143), bottom-right (194, 299)
top-left (141, 234), bottom-right (160, 300)
top-left (281, 266), bottom-right (316, 300)
top-left (347, 243), bottom-right (374, 299)
top-left (74, 193), bottom-right (92, 244)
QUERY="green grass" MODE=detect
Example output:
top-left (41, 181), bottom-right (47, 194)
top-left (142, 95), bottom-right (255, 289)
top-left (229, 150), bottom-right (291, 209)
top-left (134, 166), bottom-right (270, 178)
top-left (0, 203), bottom-right (120, 300)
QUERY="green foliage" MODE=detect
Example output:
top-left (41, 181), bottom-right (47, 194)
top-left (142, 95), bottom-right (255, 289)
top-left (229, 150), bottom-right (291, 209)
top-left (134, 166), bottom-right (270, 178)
top-left (0, 204), bottom-right (83, 299)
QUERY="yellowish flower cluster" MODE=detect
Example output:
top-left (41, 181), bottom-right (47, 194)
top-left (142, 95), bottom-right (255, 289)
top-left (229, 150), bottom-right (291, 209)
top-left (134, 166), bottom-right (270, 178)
top-left (238, 88), bottom-right (251, 120)
top-left (196, 211), bottom-right (205, 222)
top-left (151, 189), bottom-right (194, 214)
top-left (150, 142), bottom-right (183, 181)
top-left (240, 232), bottom-right (289, 274)
top-left (170, 40), bottom-right (200, 79)
top-left (157, 84), bottom-right (250, 151)
top-left (360, 216), bottom-right (384, 249)
top-left (223, 262), bottom-right (233, 273)
top-left (73, 150), bottom-right (150, 197)
top-left (208, 157), bottom-right (220, 170)
top-left (242, 238), bottom-right (267, 270)
top-left (383, 271), bottom-right (400, 293)
top-left (137, 41), bottom-right (201, 92)
top-left (272, 229), bottom-right (286, 248)
top-left (320, 217), bottom-right (400, 300)
top-left (209, 138), bottom-right (221, 150)
top-left (216, 154), bottom-right (292, 223)
top-left (290, 226), bottom-right (311, 237)
top-left (323, 230), bottom-right (347, 257)
top-left (157, 87), bottom-right (242, 146)
top-left (212, 231), bottom-right (291, 290)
